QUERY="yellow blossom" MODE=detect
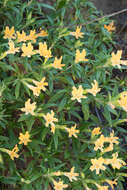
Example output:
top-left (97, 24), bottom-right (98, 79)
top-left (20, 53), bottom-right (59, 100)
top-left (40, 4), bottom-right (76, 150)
top-left (16, 31), bottom-right (28, 43)
top-left (26, 84), bottom-right (41, 96)
top-left (53, 180), bottom-right (68, 190)
top-left (106, 179), bottom-right (117, 190)
top-left (66, 124), bottom-right (79, 138)
top-left (109, 153), bottom-right (126, 169)
top-left (71, 85), bottom-right (86, 102)
top-left (94, 135), bottom-right (106, 151)
top-left (6, 40), bottom-right (20, 54)
top-left (38, 42), bottom-right (52, 59)
top-left (103, 143), bottom-right (113, 153)
top-left (21, 42), bottom-right (35, 57)
top-left (7, 144), bottom-right (19, 160)
top-left (51, 125), bottom-right (56, 134)
top-left (90, 157), bottom-right (106, 174)
top-left (43, 110), bottom-right (58, 127)
top-left (118, 93), bottom-right (127, 112)
top-left (27, 30), bottom-right (37, 43)
top-left (52, 56), bottom-right (65, 69)
top-left (92, 127), bottom-right (101, 136)
top-left (75, 49), bottom-right (88, 63)
top-left (111, 50), bottom-right (127, 68)
top-left (52, 171), bottom-right (62, 176)
top-left (96, 184), bottom-right (108, 190)
top-left (86, 80), bottom-right (101, 96)
top-left (21, 99), bottom-right (36, 115)
top-left (37, 29), bottom-right (48, 37)
top-left (104, 21), bottom-right (115, 32)
top-left (32, 77), bottom-right (48, 91)
top-left (107, 131), bottom-right (119, 145)
top-left (4, 26), bottom-right (15, 39)
top-left (64, 167), bottom-right (79, 182)
top-left (70, 26), bottom-right (84, 39)
top-left (19, 131), bottom-right (31, 145)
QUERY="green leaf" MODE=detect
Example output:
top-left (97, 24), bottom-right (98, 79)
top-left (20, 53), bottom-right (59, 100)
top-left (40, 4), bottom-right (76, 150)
top-left (82, 101), bottom-right (89, 121)
top-left (15, 82), bottom-right (21, 99)
top-left (58, 97), bottom-right (67, 112)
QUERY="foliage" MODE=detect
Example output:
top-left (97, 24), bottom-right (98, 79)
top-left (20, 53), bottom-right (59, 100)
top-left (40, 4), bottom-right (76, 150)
top-left (0, 0), bottom-right (127, 189)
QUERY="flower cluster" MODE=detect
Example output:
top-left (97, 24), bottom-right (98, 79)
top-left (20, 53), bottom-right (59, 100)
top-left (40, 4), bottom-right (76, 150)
top-left (90, 129), bottom-right (126, 174)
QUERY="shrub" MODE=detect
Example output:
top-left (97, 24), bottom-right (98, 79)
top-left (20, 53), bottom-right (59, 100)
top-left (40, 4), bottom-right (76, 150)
top-left (0, 0), bottom-right (127, 189)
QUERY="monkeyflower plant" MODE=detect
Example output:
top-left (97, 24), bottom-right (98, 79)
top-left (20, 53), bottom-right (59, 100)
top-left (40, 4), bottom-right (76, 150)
top-left (0, 0), bottom-right (127, 189)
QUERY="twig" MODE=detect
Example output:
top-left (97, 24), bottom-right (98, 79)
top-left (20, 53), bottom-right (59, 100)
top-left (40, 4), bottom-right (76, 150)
top-left (84, 8), bottom-right (127, 26)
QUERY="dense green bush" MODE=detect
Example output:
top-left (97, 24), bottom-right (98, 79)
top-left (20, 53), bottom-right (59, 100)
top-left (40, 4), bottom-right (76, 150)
top-left (0, 0), bottom-right (127, 189)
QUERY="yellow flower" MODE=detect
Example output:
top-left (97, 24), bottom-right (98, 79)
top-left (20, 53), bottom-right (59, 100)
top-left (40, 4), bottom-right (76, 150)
top-left (109, 153), bottom-right (126, 169)
top-left (66, 124), bottom-right (79, 138)
top-left (75, 49), bottom-right (88, 63)
top-left (26, 84), bottom-right (41, 96)
top-left (104, 21), bottom-right (115, 32)
top-left (52, 171), bottom-right (62, 176)
top-left (7, 144), bottom-right (19, 160)
top-left (21, 42), bottom-right (35, 57)
top-left (37, 29), bottom-right (48, 37)
top-left (4, 26), bottom-right (15, 39)
top-left (52, 56), bottom-right (65, 69)
top-left (90, 157), bottom-right (106, 174)
top-left (71, 85), bottom-right (86, 102)
top-left (103, 143), bottom-right (113, 153)
top-left (107, 131), bottom-right (119, 145)
top-left (27, 30), bottom-right (37, 43)
top-left (86, 80), bottom-right (101, 96)
top-left (16, 31), bottom-right (28, 43)
top-left (6, 40), bottom-right (20, 54)
top-left (111, 50), bottom-right (127, 68)
top-left (21, 99), bottom-right (36, 115)
top-left (70, 26), bottom-right (84, 39)
top-left (94, 135), bottom-right (106, 151)
top-left (32, 77), bottom-right (48, 91)
top-left (43, 110), bottom-right (58, 127)
top-left (19, 131), bottom-right (31, 145)
top-left (63, 167), bottom-right (79, 182)
top-left (50, 125), bottom-right (56, 134)
top-left (38, 42), bottom-right (52, 59)
top-left (96, 184), bottom-right (108, 190)
top-left (106, 179), bottom-right (117, 190)
top-left (92, 127), bottom-right (101, 136)
top-left (27, 77), bottom-right (48, 96)
top-left (53, 180), bottom-right (68, 190)
top-left (118, 93), bottom-right (127, 112)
